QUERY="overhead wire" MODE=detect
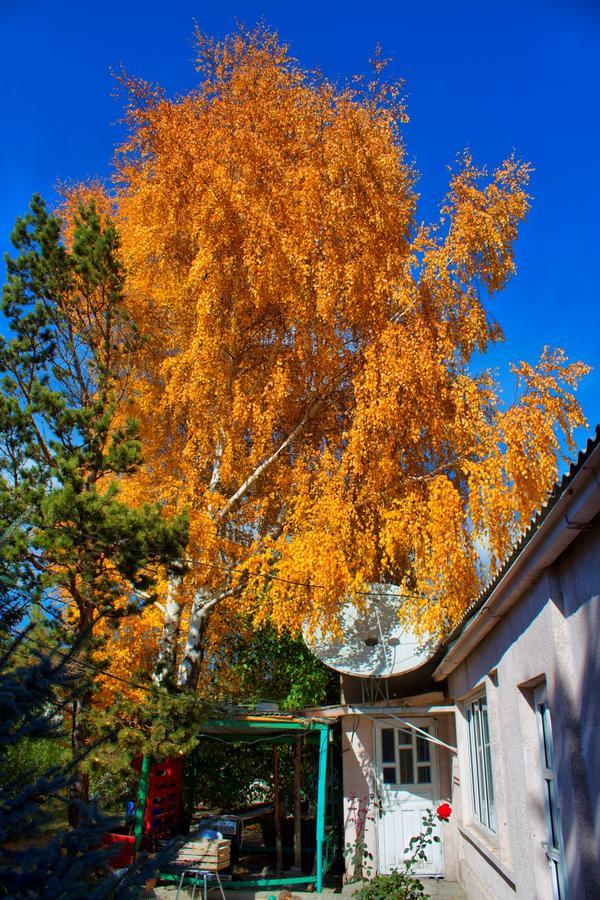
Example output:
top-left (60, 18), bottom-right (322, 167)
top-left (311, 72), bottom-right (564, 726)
top-left (2, 525), bottom-right (432, 700)
top-left (189, 556), bottom-right (428, 603)
top-left (4, 625), bottom-right (208, 705)
top-left (1, 555), bottom-right (431, 698)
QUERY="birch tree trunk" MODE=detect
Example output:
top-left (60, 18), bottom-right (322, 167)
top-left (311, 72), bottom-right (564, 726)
top-left (177, 589), bottom-right (213, 689)
top-left (171, 401), bottom-right (319, 691)
top-left (152, 573), bottom-right (183, 686)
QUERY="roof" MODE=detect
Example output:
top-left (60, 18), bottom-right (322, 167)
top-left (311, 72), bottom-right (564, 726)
top-left (434, 424), bottom-right (600, 679)
top-left (198, 712), bottom-right (333, 740)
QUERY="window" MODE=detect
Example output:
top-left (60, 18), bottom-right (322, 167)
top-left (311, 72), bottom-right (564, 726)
top-left (379, 725), bottom-right (432, 786)
top-left (466, 693), bottom-right (496, 831)
top-left (534, 684), bottom-right (568, 900)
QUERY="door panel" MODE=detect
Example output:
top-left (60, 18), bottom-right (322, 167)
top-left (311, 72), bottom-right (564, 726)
top-left (375, 719), bottom-right (443, 876)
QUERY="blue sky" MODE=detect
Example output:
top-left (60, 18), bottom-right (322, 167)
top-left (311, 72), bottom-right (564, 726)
top-left (1, 0), bottom-right (599, 452)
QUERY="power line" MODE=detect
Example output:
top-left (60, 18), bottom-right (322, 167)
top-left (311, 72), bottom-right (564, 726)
top-left (190, 556), bottom-right (428, 603)
top-left (2, 568), bottom-right (430, 703)
top-left (3, 594), bottom-right (70, 627)
top-left (5, 626), bottom-right (207, 705)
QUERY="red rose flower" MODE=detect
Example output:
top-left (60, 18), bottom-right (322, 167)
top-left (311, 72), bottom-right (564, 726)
top-left (436, 802), bottom-right (452, 820)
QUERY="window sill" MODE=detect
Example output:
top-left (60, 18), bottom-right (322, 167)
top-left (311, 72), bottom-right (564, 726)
top-left (458, 825), bottom-right (516, 891)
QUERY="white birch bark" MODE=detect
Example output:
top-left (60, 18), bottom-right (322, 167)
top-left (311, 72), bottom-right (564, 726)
top-left (208, 434), bottom-right (224, 494)
top-left (152, 573), bottom-right (183, 686)
top-left (216, 398), bottom-right (322, 522)
top-left (177, 588), bottom-right (222, 689)
top-left (175, 393), bottom-right (332, 689)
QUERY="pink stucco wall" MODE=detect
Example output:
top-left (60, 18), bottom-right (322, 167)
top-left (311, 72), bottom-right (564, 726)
top-left (341, 714), bottom-right (378, 881)
top-left (446, 516), bottom-right (600, 899)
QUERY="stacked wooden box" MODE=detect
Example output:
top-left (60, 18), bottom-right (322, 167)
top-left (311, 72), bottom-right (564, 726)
top-left (175, 838), bottom-right (231, 871)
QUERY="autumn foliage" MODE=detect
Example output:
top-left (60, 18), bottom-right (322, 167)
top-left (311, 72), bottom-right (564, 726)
top-left (71, 27), bottom-right (587, 687)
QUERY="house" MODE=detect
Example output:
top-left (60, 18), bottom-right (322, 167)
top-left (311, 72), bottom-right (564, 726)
top-left (308, 425), bottom-right (600, 899)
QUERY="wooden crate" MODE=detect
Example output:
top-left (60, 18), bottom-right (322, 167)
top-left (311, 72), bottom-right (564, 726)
top-left (175, 838), bottom-right (231, 871)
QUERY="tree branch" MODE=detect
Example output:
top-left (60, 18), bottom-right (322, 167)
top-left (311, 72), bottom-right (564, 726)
top-left (208, 432), bottom-right (224, 494)
top-left (216, 397), bottom-right (323, 522)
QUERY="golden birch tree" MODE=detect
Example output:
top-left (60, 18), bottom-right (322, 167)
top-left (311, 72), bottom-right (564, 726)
top-left (83, 27), bottom-right (587, 690)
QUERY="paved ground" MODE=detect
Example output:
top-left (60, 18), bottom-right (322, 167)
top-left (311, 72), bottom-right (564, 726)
top-left (419, 880), bottom-right (467, 898)
top-left (153, 877), bottom-right (466, 899)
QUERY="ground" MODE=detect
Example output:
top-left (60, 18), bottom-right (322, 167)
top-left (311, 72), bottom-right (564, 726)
top-left (153, 879), bottom-right (466, 899)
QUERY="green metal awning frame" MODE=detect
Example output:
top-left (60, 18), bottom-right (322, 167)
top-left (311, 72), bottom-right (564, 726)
top-left (134, 715), bottom-right (336, 893)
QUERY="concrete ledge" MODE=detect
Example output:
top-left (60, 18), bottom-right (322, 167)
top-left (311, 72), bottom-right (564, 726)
top-left (457, 826), bottom-right (516, 891)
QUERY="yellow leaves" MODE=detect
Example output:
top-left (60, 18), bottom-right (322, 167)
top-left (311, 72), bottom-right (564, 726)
top-left (439, 152), bottom-right (532, 295)
top-left (76, 26), bottom-right (590, 659)
top-left (92, 603), bottom-right (164, 706)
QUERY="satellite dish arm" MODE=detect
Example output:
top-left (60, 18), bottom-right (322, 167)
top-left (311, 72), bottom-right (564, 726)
top-left (374, 607), bottom-right (390, 672)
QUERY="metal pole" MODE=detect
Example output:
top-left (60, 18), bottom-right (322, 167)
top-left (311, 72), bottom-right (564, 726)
top-left (375, 712), bottom-right (457, 754)
top-left (134, 754), bottom-right (151, 856)
top-left (273, 745), bottom-right (283, 876)
top-left (293, 736), bottom-right (302, 871)
top-left (315, 727), bottom-right (328, 893)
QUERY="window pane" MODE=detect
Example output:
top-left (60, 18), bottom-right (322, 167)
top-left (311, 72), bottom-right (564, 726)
top-left (483, 739), bottom-right (495, 828)
top-left (381, 728), bottom-right (395, 763)
top-left (546, 782), bottom-right (560, 849)
top-left (467, 707), bottom-right (480, 820)
top-left (480, 699), bottom-right (490, 743)
top-left (467, 695), bottom-right (496, 833)
top-left (474, 701), bottom-right (490, 828)
top-left (417, 730), bottom-right (430, 762)
top-left (383, 766), bottom-right (396, 784)
top-left (535, 691), bottom-right (568, 900)
top-left (397, 729), bottom-right (412, 747)
top-left (477, 747), bottom-right (489, 827)
top-left (552, 861), bottom-right (563, 900)
top-left (417, 766), bottom-right (431, 784)
top-left (399, 748), bottom-right (414, 784)
top-left (540, 703), bottom-right (553, 769)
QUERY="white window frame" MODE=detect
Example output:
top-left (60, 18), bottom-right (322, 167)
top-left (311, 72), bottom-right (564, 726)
top-left (466, 692), bottom-right (497, 833)
top-left (379, 722), bottom-right (435, 787)
top-left (534, 683), bottom-right (569, 900)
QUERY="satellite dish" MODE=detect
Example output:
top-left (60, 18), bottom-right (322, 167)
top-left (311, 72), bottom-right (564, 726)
top-left (303, 583), bottom-right (435, 678)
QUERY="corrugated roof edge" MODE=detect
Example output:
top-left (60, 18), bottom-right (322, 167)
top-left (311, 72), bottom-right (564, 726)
top-left (439, 423), bottom-right (600, 655)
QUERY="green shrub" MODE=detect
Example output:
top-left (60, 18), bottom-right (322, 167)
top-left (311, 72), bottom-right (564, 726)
top-left (88, 762), bottom-right (137, 815)
top-left (353, 869), bottom-right (429, 900)
top-left (1, 737), bottom-right (69, 794)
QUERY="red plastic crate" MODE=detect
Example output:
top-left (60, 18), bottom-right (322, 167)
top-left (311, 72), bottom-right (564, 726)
top-left (132, 755), bottom-right (184, 837)
top-left (103, 830), bottom-right (135, 868)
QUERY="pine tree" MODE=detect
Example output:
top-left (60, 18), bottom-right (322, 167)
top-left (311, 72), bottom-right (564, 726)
top-left (0, 623), bottom-right (171, 898)
top-left (0, 195), bottom-right (188, 820)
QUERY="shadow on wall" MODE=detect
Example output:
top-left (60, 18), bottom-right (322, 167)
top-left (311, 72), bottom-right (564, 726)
top-left (520, 520), bottom-right (600, 898)
top-left (455, 514), bottom-right (600, 897)
top-left (552, 582), bottom-right (600, 898)
top-left (343, 716), bottom-right (378, 880)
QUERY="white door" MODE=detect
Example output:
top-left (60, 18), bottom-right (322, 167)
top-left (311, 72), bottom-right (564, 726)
top-left (375, 719), bottom-right (444, 876)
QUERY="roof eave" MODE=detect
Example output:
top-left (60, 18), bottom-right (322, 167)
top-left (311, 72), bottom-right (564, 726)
top-left (433, 436), bottom-right (600, 682)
